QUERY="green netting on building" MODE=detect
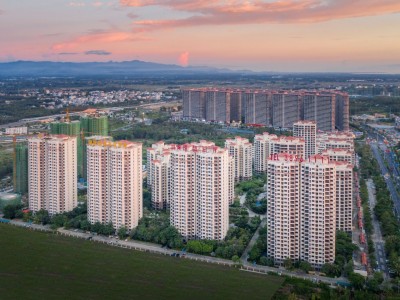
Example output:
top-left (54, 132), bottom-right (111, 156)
top-left (49, 120), bottom-right (83, 178)
top-left (80, 116), bottom-right (109, 137)
top-left (14, 143), bottom-right (28, 194)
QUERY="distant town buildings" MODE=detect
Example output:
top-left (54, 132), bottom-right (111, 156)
top-left (5, 127), bottom-right (28, 135)
top-left (28, 135), bottom-right (77, 215)
top-left (182, 88), bottom-right (349, 131)
top-left (87, 139), bottom-right (142, 230)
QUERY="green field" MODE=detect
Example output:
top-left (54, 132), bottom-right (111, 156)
top-left (0, 224), bottom-right (283, 300)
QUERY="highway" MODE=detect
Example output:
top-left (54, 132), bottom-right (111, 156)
top-left (370, 142), bottom-right (400, 217)
top-left (0, 101), bottom-right (170, 130)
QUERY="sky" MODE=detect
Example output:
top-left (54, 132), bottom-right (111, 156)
top-left (0, 0), bottom-right (400, 72)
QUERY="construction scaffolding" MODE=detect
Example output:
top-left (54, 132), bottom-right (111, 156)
top-left (80, 115), bottom-right (109, 137)
top-left (14, 143), bottom-right (28, 194)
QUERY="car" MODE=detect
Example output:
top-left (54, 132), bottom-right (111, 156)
top-left (176, 253), bottom-right (180, 257)
top-left (171, 253), bottom-right (176, 257)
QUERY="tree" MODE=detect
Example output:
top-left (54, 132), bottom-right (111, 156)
top-left (232, 255), bottom-right (240, 263)
top-left (284, 258), bottom-right (293, 270)
top-left (118, 226), bottom-right (128, 239)
top-left (259, 256), bottom-right (273, 266)
top-left (3, 204), bottom-right (23, 219)
top-left (33, 209), bottom-right (50, 225)
top-left (348, 272), bottom-right (365, 290)
top-left (249, 246), bottom-right (261, 262)
top-left (103, 222), bottom-right (114, 236)
top-left (321, 263), bottom-right (341, 277)
top-left (299, 261), bottom-right (312, 273)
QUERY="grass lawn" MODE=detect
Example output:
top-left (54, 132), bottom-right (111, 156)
top-left (0, 224), bottom-right (283, 300)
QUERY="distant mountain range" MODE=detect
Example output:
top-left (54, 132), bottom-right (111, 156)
top-left (0, 60), bottom-right (252, 77)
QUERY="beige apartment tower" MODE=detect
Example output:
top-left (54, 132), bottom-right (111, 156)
top-left (87, 140), bottom-right (142, 230)
top-left (300, 155), bottom-right (336, 267)
top-left (28, 135), bottom-right (77, 215)
top-left (253, 132), bottom-right (278, 174)
top-left (293, 121), bottom-right (317, 159)
top-left (334, 162), bottom-right (353, 232)
top-left (169, 141), bottom-right (232, 240)
top-left (267, 154), bottom-right (338, 268)
top-left (225, 136), bottom-right (253, 182)
top-left (267, 153), bottom-right (301, 264)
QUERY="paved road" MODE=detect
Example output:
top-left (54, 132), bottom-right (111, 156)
top-left (366, 179), bottom-right (389, 278)
top-left (370, 142), bottom-right (400, 216)
top-left (240, 217), bottom-right (267, 262)
top-left (0, 101), bottom-right (170, 129)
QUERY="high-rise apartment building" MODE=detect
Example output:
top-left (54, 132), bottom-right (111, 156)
top-left (267, 153), bottom-right (301, 264)
top-left (87, 139), bottom-right (142, 230)
top-left (267, 154), bottom-right (340, 268)
top-left (50, 120), bottom-right (83, 178)
top-left (335, 92), bottom-right (350, 131)
top-left (253, 132), bottom-right (278, 174)
top-left (80, 114), bottom-right (109, 137)
top-left (182, 89), bottom-right (206, 120)
top-left (229, 90), bottom-right (243, 123)
top-left (165, 141), bottom-right (233, 240)
top-left (317, 132), bottom-right (355, 155)
top-left (225, 136), bottom-right (253, 182)
top-left (253, 133), bottom-right (304, 174)
top-left (335, 162), bottom-right (353, 232)
top-left (271, 92), bottom-right (302, 129)
top-left (300, 155), bottom-right (336, 267)
top-left (243, 90), bottom-right (270, 125)
top-left (303, 93), bottom-right (336, 132)
top-left (205, 90), bottom-right (230, 123)
top-left (182, 88), bottom-right (349, 131)
top-left (151, 154), bottom-right (171, 210)
top-left (293, 121), bottom-right (317, 159)
top-left (269, 136), bottom-right (305, 159)
top-left (321, 148), bottom-right (355, 165)
top-left (28, 135), bottom-right (77, 215)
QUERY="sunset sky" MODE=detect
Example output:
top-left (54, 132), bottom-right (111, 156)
top-left (1, 0), bottom-right (400, 72)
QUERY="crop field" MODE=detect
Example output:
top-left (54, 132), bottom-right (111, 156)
top-left (0, 224), bottom-right (283, 300)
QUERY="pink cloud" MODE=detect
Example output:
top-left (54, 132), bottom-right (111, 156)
top-left (52, 30), bottom-right (150, 51)
top-left (178, 51), bottom-right (189, 67)
top-left (121, 0), bottom-right (400, 32)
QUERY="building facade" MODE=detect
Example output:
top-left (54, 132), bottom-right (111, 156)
top-left (267, 153), bottom-right (301, 264)
top-left (293, 121), bottom-right (317, 159)
top-left (182, 88), bottom-right (349, 131)
top-left (87, 139), bottom-right (142, 230)
top-left (253, 132), bottom-right (278, 174)
top-left (28, 135), bottom-right (77, 215)
top-left (267, 154), bottom-right (340, 268)
top-left (159, 141), bottom-right (233, 240)
top-left (271, 92), bottom-right (302, 129)
top-left (225, 136), bottom-right (253, 182)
